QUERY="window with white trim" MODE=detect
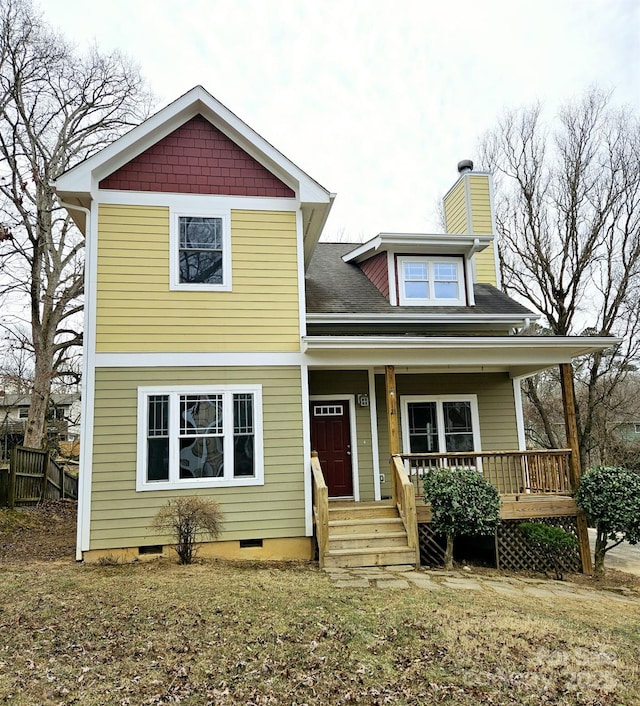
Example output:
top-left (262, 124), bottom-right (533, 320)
top-left (137, 385), bottom-right (263, 490)
top-left (170, 211), bottom-right (231, 291)
top-left (397, 256), bottom-right (465, 306)
top-left (401, 395), bottom-right (481, 454)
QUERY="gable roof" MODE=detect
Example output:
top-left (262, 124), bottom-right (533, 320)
top-left (54, 86), bottom-right (334, 266)
top-left (306, 243), bottom-right (535, 326)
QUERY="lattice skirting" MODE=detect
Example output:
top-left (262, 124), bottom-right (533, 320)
top-left (496, 517), bottom-right (581, 573)
top-left (418, 523), bottom-right (446, 566)
top-left (418, 516), bottom-right (582, 574)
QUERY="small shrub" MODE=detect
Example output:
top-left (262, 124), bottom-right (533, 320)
top-left (519, 522), bottom-right (577, 580)
top-left (576, 465), bottom-right (640, 577)
top-left (152, 496), bottom-right (224, 565)
top-left (423, 467), bottom-right (501, 570)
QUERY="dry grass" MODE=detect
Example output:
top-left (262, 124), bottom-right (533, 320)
top-left (1, 505), bottom-right (639, 705)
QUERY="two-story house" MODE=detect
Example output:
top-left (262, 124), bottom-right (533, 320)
top-left (54, 87), bottom-right (613, 571)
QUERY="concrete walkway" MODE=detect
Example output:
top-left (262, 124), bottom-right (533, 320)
top-left (324, 565), bottom-right (639, 605)
top-left (588, 529), bottom-right (640, 577)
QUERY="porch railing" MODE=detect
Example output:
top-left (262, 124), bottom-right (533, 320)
top-left (391, 455), bottom-right (420, 566)
top-left (310, 452), bottom-right (329, 568)
top-left (399, 449), bottom-right (573, 498)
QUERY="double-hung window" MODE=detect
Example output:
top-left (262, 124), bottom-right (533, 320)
top-left (170, 211), bottom-right (231, 291)
top-left (137, 385), bottom-right (263, 490)
top-left (401, 395), bottom-right (481, 455)
top-left (398, 256), bottom-right (465, 306)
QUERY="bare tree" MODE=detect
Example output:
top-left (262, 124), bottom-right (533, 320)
top-left (480, 89), bottom-right (640, 470)
top-left (0, 0), bottom-right (150, 448)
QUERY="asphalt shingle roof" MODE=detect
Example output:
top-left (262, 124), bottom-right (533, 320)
top-left (305, 243), bottom-right (535, 317)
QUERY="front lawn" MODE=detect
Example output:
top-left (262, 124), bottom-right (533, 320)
top-left (0, 505), bottom-right (639, 705)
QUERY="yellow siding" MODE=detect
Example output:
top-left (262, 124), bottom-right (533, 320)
top-left (468, 175), bottom-right (497, 286)
top-left (475, 242), bottom-right (498, 286)
top-left (443, 178), bottom-right (468, 234)
top-left (95, 205), bottom-right (300, 353)
top-left (375, 372), bottom-right (518, 498)
top-left (468, 175), bottom-right (493, 234)
top-left (309, 370), bottom-right (375, 502)
top-left (89, 366), bottom-right (305, 551)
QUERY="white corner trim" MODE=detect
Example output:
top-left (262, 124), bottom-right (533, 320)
top-left (387, 252), bottom-right (397, 306)
top-left (310, 394), bottom-right (360, 501)
top-left (368, 368), bottom-right (381, 501)
top-left (78, 199), bottom-right (100, 557)
top-left (296, 209), bottom-right (307, 340)
top-left (513, 377), bottom-right (527, 451)
top-left (301, 365), bottom-right (313, 536)
top-left (464, 174), bottom-right (473, 234)
top-left (488, 173), bottom-right (502, 290)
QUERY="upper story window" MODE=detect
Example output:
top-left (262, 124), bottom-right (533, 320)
top-left (397, 256), bottom-right (465, 306)
top-left (18, 408), bottom-right (29, 419)
top-left (170, 211), bottom-right (231, 291)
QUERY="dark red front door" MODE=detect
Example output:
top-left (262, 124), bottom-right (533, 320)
top-left (310, 400), bottom-right (353, 497)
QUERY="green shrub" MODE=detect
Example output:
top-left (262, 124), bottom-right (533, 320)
top-left (423, 467), bottom-right (501, 570)
top-left (575, 465), bottom-right (640, 577)
top-left (519, 522), bottom-right (577, 580)
top-left (152, 496), bottom-right (224, 565)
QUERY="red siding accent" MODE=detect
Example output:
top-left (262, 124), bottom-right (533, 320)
top-left (99, 115), bottom-right (295, 197)
top-left (359, 251), bottom-right (389, 299)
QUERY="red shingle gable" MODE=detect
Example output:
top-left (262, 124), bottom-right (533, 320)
top-left (99, 115), bottom-right (295, 197)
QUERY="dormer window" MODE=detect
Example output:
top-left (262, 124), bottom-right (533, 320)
top-left (398, 256), bottom-right (465, 306)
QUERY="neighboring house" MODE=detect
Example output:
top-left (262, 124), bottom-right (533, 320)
top-left (54, 86), bottom-right (614, 569)
top-left (0, 392), bottom-right (81, 461)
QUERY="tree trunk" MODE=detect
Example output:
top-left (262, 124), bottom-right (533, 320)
top-left (444, 532), bottom-right (454, 570)
top-left (593, 528), bottom-right (608, 578)
top-left (23, 345), bottom-right (54, 449)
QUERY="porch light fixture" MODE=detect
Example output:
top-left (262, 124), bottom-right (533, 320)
top-left (357, 393), bottom-right (369, 407)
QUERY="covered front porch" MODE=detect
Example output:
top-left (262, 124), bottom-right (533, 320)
top-left (304, 336), bottom-right (606, 572)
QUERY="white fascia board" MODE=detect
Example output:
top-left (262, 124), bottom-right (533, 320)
top-left (306, 312), bottom-right (535, 325)
top-left (302, 194), bottom-right (336, 269)
top-left (303, 334), bottom-right (618, 354)
top-left (54, 86), bottom-right (331, 207)
top-left (301, 336), bottom-right (619, 376)
top-left (342, 232), bottom-right (493, 263)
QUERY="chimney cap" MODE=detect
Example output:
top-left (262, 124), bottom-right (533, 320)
top-left (457, 159), bottom-right (474, 174)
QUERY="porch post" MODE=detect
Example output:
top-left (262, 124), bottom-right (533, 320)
top-left (559, 363), bottom-right (581, 489)
top-left (559, 362), bottom-right (592, 574)
top-left (385, 365), bottom-right (400, 503)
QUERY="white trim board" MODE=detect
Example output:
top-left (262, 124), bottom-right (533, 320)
top-left (94, 352), bottom-right (305, 368)
top-left (96, 190), bottom-right (300, 212)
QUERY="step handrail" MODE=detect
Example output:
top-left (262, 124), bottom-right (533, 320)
top-left (391, 455), bottom-right (420, 567)
top-left (310, 452), bottom-right (329, 568)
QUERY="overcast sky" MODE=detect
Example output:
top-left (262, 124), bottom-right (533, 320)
top-left (42, 0), bottom-right (639, 241)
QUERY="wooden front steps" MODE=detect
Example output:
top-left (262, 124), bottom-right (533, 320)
top-left (324, 501), bottom-right (416, 568)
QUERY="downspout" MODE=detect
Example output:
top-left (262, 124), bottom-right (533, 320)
top-left (56, 198), bottom-right (91, 562)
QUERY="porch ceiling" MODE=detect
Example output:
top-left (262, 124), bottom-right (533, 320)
top-left (302, 335), bottom-right (619, 378)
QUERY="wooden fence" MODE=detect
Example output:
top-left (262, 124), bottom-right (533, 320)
top-left (0, 446), bottom-right (78, 507)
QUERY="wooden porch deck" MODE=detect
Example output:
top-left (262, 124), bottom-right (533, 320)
top-left (312, 450), bottom-right (587, 570)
